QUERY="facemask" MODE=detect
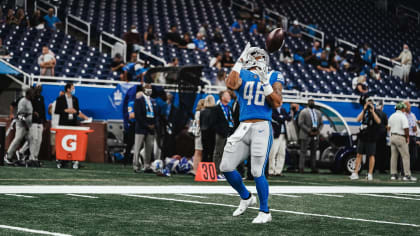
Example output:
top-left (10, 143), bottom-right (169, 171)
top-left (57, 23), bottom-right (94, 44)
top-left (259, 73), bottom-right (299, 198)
top-left (326, 47), bottom-right (330, 51)
top-left (131, 29), bottom-right (138, 33)
top-left (71, 88), bottom-right (75, 95)
top-left (403, 49), bottom-right (408, 53)
top-left (144, 88), bottom-right (152, 96)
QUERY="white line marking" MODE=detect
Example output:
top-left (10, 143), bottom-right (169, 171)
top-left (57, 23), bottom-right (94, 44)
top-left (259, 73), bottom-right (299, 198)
top-left (313, 193), bottom-right (344, 198)
top-left (123, 194), bottom-right (420, 228)
top-left (272, 193), bottom-right (301, 198)
top-left (393, 193), bottom-right (420, 198)
top-left (356, 193), bottom-right (420, 201)
top-left (0, 224), bottom-right (71, 236)
top-left (4, 194), bottom-right (36, 198)
top-left (1, 185), bottom-right (420, 194)
top-left (66, 194), bottom-right (98, 199)
top-left (174, 194), bottom-right (208, 199)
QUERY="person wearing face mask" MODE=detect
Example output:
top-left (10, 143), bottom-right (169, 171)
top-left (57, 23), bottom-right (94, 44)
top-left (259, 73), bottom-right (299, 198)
top-left (132, 83), bottom-right (158, 173)
top-left (298, 99), bottom-right (323, 173)
top-left (54, 83), bottom-right (81, 169)
top-left (392, 44), bottom-right (412, 83)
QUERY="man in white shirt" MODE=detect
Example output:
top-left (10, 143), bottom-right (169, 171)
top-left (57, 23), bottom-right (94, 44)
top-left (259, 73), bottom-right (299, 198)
top-left (392, 44), bottom-right (412, 83)
top-left (388, 102), bottom-right (416, 181)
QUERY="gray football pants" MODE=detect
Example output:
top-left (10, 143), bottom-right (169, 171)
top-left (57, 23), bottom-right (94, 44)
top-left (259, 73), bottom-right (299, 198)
top-left (7, 125), bottom-right (28, 158)
top-left (133, 134), bottom-right (154, 170)
top-left (220, 121), bottom-right (272, 178)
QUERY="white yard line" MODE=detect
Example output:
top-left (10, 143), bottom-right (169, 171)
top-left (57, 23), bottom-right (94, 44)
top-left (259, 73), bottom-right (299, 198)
top-left (1, 185), bottom-right (420, 194)
top-left (356, 193), bottom-right (420, 201)
top-left (4, 194), bottom-right (36, 198)
top-left (174, 194), bottom-right (208, 199)
top-left (123, 194), bottom-right (420, 228)
top-left (271, 193), bottom-right (301, 198)
top-left (66, 194), bottom-right (98, 199)
top-left (393, 193), bottom-right (420, 198)
top-left (313, 193), bottom-right (344, 198)
top-left (0, 224), bottom-right (71, 236)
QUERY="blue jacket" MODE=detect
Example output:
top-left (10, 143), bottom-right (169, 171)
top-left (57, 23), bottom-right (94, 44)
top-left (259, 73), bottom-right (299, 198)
top-left (123, 85), bottom-right (140, 130)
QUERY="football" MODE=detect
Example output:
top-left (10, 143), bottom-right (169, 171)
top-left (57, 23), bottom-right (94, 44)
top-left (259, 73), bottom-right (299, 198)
top-left (265, 28), bottom-right (285, 53)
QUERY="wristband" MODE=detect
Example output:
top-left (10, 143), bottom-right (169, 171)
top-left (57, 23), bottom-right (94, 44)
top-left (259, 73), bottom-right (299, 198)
top-left (262, 83), bottom-right (273, 96)
top-left (232, 62), bottom-right (242, 73)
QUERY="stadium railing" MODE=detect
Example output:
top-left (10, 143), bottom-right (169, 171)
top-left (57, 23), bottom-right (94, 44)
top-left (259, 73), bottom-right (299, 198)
top-left (298, 22), bottom-right (325, 48)
top-left (265, 8), bottom-right (288, 32)
top-left (231, 0), bottom-right (255, 12)
top-left (138, 46), bottom-right (167, 67)
top-left (35, 0), bottom-right (58, 17)
top-left (375, 55), bottom-right (402, 76)
top-left (335, 38), bottom-right (357, 55)
top-left (65, 14), bottom-right (91, 46)
top-left (99, 31), bottom-right (127, 63)
top-left (396, 5), bottom-right (420, 24)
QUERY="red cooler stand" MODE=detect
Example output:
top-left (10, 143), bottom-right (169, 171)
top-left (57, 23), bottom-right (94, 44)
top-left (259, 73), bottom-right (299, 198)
top-left (51, 126), bottom-right (94, 161)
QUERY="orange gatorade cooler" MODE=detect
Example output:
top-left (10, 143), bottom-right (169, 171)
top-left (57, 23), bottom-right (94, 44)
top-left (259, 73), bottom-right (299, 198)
top-left (51, 126), bottom-right (94, 161)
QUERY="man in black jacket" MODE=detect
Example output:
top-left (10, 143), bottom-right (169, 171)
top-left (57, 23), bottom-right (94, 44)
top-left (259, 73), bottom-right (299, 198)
top-left (269, 103), bottom-right (291, 176)
top-left (55, 83), bottom-right (79, 126)
top-left (374, 101), bottom-right (388, 173)
top-left (54, 83), bottom-right (80, 169)
top-left (133, 83), bottom-right (158, 172)
top-left (212, 90), bottom-right (234, 180)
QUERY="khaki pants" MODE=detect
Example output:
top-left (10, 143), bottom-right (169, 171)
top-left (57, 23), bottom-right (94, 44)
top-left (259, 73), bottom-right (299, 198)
top-left (133, 134), bottom-right (154, 171)
top-left (269, 134), bottom-right (286, 175)
top-left (390, 135), bottom-right (411, 176)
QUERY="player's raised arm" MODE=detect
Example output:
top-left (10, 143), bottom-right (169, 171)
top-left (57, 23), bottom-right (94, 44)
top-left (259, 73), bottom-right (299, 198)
top-left (266, 82), bottom-right (282, 108)
top-left (226, 43), bottom-right (251, 90)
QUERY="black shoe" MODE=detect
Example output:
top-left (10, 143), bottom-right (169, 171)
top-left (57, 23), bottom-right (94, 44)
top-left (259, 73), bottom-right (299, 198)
top-left (144, 168), bottom-right (154, 173)
top-left (299, 168), bottom-right (305, 174)
top-left (311, 169), bottom-right (319, 174)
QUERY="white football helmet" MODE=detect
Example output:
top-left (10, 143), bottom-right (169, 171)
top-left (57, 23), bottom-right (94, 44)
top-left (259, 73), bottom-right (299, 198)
top-left (242, 47), bottom-right (269, 72)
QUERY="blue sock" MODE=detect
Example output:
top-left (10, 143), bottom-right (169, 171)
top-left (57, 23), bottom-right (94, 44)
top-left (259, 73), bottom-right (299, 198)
top-left (254, 175), bottom-right (269, 212)
top-left (223, 170), bottom-right (250, 200)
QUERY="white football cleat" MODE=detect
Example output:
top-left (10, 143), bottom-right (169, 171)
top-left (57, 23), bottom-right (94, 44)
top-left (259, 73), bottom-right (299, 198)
top-left (232, 195), bottom-right (256, 216)
top-left (349, 173), bottom-right (359, 180)
top-left (252, 211), bottom-right (272, 224)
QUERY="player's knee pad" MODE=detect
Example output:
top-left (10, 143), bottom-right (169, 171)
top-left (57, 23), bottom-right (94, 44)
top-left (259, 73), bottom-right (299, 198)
top-left (251, 167), bottom-right (263, 178)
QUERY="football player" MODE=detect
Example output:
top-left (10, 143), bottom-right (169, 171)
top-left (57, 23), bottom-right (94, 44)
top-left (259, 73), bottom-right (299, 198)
top-left (220, 43), bottom-right (284, 224)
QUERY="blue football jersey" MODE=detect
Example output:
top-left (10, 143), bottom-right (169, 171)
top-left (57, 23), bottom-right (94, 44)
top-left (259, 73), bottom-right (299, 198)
top-left (237, 69), bottom-right (284, 122)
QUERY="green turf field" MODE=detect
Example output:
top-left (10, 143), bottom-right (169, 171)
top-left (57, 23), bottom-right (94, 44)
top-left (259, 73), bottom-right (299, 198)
top-left (1, 162), bottom-right (419, 235)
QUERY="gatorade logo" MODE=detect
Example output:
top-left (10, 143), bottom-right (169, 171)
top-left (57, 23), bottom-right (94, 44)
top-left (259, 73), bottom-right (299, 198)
top-left (62, 135), bottom-right (77, 152)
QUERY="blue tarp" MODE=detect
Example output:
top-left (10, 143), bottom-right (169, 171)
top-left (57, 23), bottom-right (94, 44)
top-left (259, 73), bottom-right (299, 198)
top-left (0, 61), bottom-right (19, 75)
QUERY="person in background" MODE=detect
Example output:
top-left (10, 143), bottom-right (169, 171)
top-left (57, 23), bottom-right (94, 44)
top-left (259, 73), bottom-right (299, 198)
top-left (3, 89), bottom-right (33, 165)
top-left (200, 95), bottom-right (216, 162)
top-left (178, 33), bottom-right (195, 50)
top-left (298, 99), bottom-right (323, 173)
top-left (404, 100), bottom-right (418, 172)
top-left (222, 51), bottom-right (234, 68)
top-left (212, 27), bottom-right (223, 43)
top-left (192, 99), bottom-right (205, 175)
top-left (388, 103), bottom-right (416, 181)
top-left (212, 90), bottom-right (234, 180)
top-left (43, 8), bottom-right (61, 30)
top-left (215, 70), bottom-right (226, 87)
top-left (305, 41), bottom-right (322, 64)
top-left (280, 46), bottom-right (294, 64)
top-left (369, 64), bottom-right (382, 80)
top-left (315, 51), bottom-right (336, 72)
top-left (29, 10), bottom-right (44, 29)
top-left (362, 43), bottom-right (373, 66)
top-left (198, 23), bottom-right (208, 37)
top-left (123, 25), bottom-right (142, 54)
top-left (54, 83), bottom-right (80, 169)
top-left (48, 90), bottom-right (65, 160)
top-left (168, 57), bottom-right (179, 67)
top-left (288, 20), bottom-right (302, 38)
top-left (257, 19), bottom-right (267, 34)
top-left (143, 25), bottom-right (160, 45)
top-left (15, 8), bottom-right (28, 28)
top-left (110, 53), bottom-right (125, 80)
top-left (193, 33), bottom-right (207, 52)
top-left (249, 21), bottom-right (258, 35)
top-left (122, 52), bottom-right (138, 81)
top-left (231, 19), bottom-right (243, 32)
top-left (38, 45), bottom-right (56, 76)
top-left (25, 84), bottom-right (45, 167)
top-left (350, 98), bottom-right (381, 180)
top-left (286, 103), bottom-right (301, 172)
top-left (374, 100), bottom-right (388, 174)
top-left (353, 74), bottom-right (368, 95)
top-left (6, 9), bottom-right (18, 25)
top-left (209, 53), bottom-right (223, 70)
top-left (0, 38), bottom-right (10, 58)
top-left (165, 25), bottom-right (182, 46)
top-left (133, 83), bottom-right (158, 173)
top-left (122, 84), bottom-right (142, 164)
top-left (392, 44), bottom-right (412, 83)
top-left (269, 102), bottom-right (291, 176)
